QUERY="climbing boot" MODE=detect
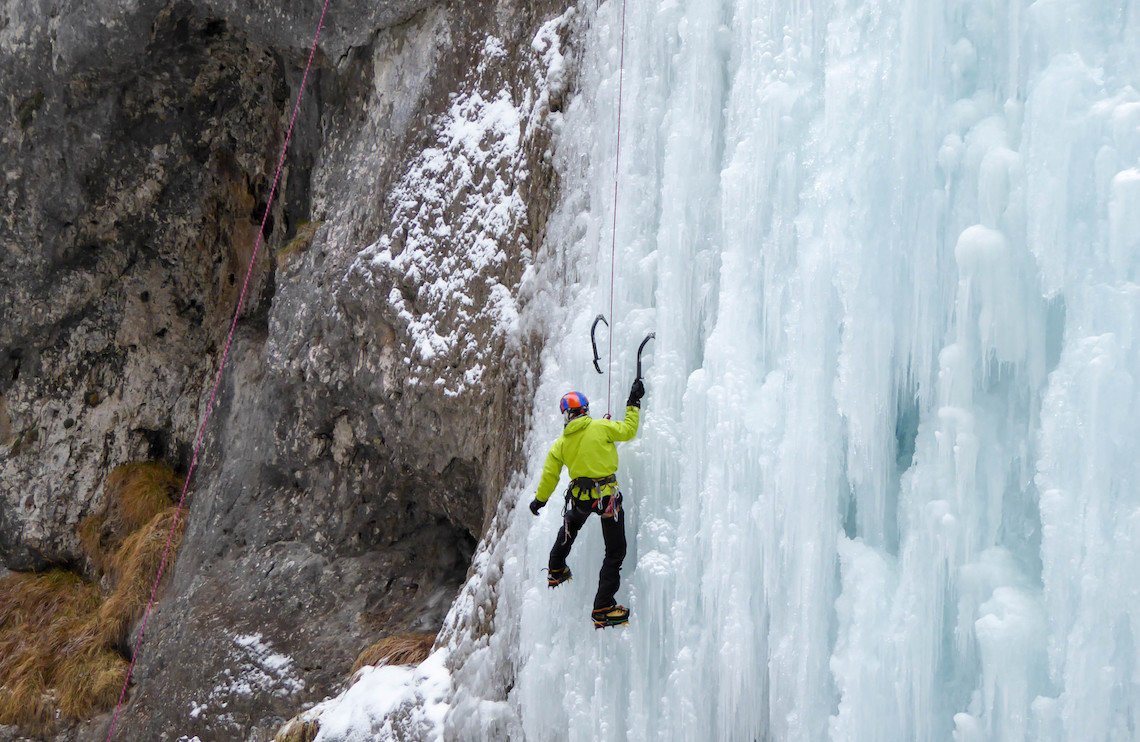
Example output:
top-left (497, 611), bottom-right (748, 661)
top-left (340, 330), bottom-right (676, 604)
top-left (591, 605), bottom-right (630, 628)
top-left (547, 567), bottom-right (572, 588)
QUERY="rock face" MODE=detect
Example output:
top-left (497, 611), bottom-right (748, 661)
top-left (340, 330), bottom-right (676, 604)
top-left (0, 0), bottom-right (573, 738)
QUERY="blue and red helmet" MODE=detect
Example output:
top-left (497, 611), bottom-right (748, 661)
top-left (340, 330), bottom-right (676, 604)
top-left (559, 391), bottom-right (589, 419)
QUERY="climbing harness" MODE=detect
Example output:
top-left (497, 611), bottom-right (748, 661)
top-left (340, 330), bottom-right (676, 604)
top-left (567, 473), bottom-right (617, 500)
top-left (103, 3), bottom-right (331, 740)
top-left (558, 474), bottom-right (621, 542)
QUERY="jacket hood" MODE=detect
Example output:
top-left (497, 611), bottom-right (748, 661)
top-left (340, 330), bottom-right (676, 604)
top-left (563, 415), bottom-right (592, 436)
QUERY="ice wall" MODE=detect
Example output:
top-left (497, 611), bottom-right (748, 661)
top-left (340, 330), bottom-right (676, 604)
top-left (442, 0), bottom-right (1140, 740)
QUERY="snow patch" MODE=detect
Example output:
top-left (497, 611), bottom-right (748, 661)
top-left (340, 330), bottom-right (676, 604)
top-left (184, 633), bottom-right (305, 725)
top-left (296, 649), bottom-right (452, 742)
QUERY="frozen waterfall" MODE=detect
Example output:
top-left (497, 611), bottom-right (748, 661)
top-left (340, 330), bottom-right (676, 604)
top-left (442, 0), bottom-right (1140, 739)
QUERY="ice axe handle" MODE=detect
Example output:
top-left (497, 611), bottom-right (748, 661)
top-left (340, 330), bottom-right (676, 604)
top-left (636, 333), bottom-right (655, 381)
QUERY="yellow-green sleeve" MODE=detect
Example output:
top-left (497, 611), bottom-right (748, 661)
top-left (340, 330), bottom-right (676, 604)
top-left (608, 405), bottom-right (640, 442)
top-left (534, 441), bottom-right (564, 503)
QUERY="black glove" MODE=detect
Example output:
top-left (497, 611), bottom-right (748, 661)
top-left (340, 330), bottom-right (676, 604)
top-left (627, 378), bottom-right (645, 408)
top-left (529, 498), bottom-right (545, 516)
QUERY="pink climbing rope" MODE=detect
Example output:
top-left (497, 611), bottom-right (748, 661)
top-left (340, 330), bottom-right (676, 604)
top-left (103, 2), bottom-right (331, 739)
top-left (606, 0), bottom-right (628, 416)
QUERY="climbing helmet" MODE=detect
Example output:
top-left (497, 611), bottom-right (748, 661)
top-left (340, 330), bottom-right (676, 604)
top-left (559, 391), bottom-right (589, 424)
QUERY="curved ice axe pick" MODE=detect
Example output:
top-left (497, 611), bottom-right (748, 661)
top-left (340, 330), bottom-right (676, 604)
top-left (591, 314), bottom-right (609, 374)
top-left (636, 333), bottom-right (655, 381)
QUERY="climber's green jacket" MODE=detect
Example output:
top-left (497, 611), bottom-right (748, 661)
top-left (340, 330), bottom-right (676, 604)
top-left (535, 406), bottom-right (640, 503)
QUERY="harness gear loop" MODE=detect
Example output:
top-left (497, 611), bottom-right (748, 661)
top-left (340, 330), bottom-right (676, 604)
top-left (601, 491), bottom-right (622, 519)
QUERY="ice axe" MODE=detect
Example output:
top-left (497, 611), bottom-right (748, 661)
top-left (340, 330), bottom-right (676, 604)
top-left (636, 333), bottom-right (655, 381)
top-left (591, 314), bottom-right (609, 374)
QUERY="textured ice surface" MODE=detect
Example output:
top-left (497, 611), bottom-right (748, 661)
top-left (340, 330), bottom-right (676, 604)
top-left (401, 0), bottom-right (1140, 739)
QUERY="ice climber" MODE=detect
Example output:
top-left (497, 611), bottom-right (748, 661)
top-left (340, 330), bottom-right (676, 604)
top-left (528, 378), bottom-right (645, 628)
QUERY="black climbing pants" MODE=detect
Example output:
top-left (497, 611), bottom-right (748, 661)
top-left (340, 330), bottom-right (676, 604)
top-left (548, 494), bottom-right (626, 611)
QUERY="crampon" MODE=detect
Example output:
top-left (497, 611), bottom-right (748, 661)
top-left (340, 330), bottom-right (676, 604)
top-left (547, 567), bottom-right (572, 588)
top-left (592, 604), bottom-right (630, 629)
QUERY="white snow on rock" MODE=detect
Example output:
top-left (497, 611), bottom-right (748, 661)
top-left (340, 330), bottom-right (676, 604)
top-left (183, 632), bottom-right (305, 725)
top-left (348, 6), bottom-right (574, 396)
top-left (297, 649), bottom-right (452, 742)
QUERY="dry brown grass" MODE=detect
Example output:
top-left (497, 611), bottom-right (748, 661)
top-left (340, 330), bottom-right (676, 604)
top-left (351, 631), bottom-right (437, 675)
top-left (0, 570), bottom-right (117, 734)
top-left (276, 219), bottom-right (322, 269)
top-left (97, 507), bottom-right (185, 642)
top-left (77, 512), bottom-right (104, 569)
top-left (274, 716), bottom-right (321, 742)
top-left (106, 462), bottom-right (183, 529)
top-left (0, 462), bottom-right (187, 733)
top-left (80, 462), bottom-right (183, 572)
